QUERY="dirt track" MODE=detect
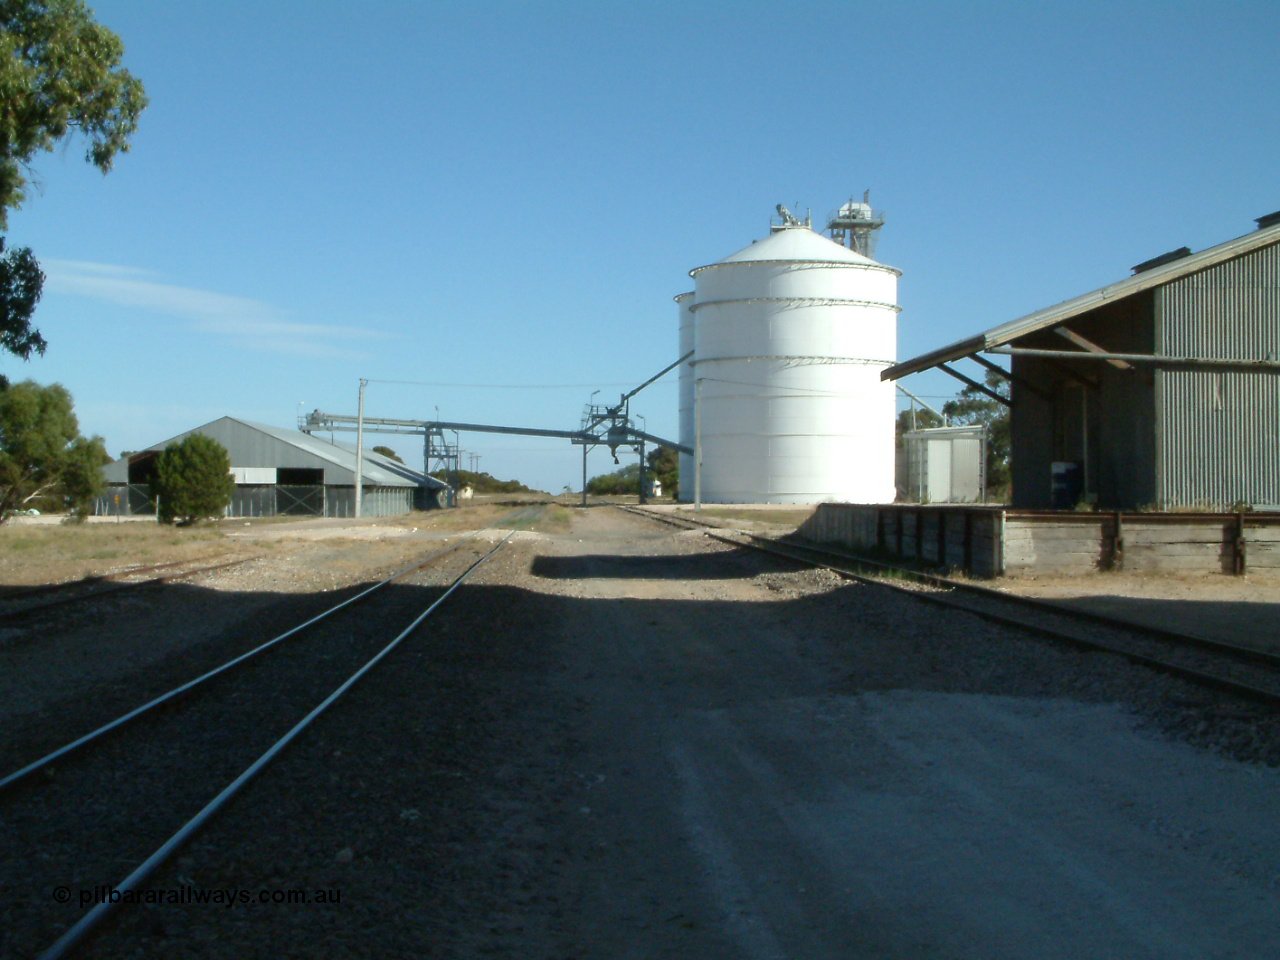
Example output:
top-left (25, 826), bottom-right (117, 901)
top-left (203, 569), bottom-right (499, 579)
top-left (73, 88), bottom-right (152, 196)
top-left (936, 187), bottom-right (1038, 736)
top-left (6, 506), bottom-right (1280, 959)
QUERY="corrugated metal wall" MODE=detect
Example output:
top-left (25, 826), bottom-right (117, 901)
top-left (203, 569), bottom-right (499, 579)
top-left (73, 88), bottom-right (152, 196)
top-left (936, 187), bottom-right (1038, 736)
top-left (1156, 241), bottom-right (1280, 509)
top-left (95, 483), bottom-right (432, 518)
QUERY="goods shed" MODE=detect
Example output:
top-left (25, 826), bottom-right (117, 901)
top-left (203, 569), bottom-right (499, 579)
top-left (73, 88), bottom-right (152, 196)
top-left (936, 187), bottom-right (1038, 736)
top-left (884, 213), bottom-right (1280, 512)
top-left (98, 417), bottom-right (448, 518)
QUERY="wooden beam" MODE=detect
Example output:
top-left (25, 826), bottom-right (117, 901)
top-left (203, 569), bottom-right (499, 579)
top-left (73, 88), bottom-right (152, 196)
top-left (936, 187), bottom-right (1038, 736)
top-left (938, 363), bottom-right (1012, 407)
top-left (1054, 326), bottom-right (1133, 370)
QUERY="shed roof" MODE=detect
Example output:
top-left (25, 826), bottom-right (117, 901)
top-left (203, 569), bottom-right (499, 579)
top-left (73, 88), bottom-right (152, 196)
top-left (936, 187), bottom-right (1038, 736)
top-left (103, 417), bottom-right (447, 489)
top-left (884, 221), bottom-right (1280, 381)
top-left (232, 419), bottom-right (444, 487)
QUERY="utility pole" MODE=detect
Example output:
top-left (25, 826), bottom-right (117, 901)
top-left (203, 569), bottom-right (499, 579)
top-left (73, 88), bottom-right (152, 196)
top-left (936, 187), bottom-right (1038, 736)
top-left (354, 378), bottom-right (367, 518)
top-left (638, 437), bottom-right (647, 505)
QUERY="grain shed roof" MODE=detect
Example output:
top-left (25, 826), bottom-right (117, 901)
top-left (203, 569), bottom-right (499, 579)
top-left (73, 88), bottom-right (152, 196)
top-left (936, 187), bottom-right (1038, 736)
top-left (103, 417), bottom-right (447, 488)
top-left (884, 220), bottom-right (1280, 381)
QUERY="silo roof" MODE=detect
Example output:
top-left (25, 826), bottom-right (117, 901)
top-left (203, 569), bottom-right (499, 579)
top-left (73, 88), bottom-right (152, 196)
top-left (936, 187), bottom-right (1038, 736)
top-left (691, 226), bottom-right (892, 275)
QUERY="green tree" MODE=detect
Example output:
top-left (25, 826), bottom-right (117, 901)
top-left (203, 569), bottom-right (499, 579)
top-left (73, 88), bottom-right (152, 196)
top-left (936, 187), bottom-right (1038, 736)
top-left (0, 379), bottom-right (107, 520)
top-left (942, 370), bottom-right (1011, 496)
top-left (586, 462), bottom-right (640, 496)
top-left (0, 0), bottom-right (148, 226)
top-left (430, 468), bottom-right (536, 494)
top-left (646, 445), bottom-right (678, 498)
top-left (0, 0), bottom-right (147, 374)
top-left (895, 405), bottom-right (945, 435)
top-left (371, 444), bottom-right (403, 463)
top-left (58, 432), bottom-right (109, 518)
top-left (152, 434), bottom-right (234, 525)
top-left (0, 240), bottom-right (45, 386)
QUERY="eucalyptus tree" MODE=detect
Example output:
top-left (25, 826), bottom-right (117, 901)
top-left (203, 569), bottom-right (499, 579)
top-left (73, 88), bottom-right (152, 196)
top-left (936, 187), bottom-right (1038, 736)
top-left (0, 379), bottom-right (107, 520)
top-left (0, 0), bottom-right (147, 377)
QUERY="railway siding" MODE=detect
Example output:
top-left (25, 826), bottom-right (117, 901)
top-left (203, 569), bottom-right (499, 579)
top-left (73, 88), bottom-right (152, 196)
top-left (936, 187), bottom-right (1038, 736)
top-left (1, 513), bottom-right (533, 958)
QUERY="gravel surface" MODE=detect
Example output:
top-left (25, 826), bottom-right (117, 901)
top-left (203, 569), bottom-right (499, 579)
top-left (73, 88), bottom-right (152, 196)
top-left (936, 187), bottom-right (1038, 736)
top-left (4, 505), bottom-right (1280, 959)
top-left (1000, 570), bottom-right (1280, 651)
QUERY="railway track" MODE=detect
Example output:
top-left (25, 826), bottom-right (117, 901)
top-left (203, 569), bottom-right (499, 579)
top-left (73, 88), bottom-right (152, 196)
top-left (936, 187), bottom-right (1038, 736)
top-left (0, 555), bottom-right (260, 624)
top-left (0, 506), bottom-right (538, 959)
top-left (622, 505), bottom-right (1280, 708)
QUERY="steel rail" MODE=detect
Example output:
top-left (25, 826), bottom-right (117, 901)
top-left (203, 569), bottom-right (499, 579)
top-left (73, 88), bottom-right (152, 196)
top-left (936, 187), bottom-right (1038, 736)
top-left (36, 528), bottom-right (518, 960)
top-left (619, 506), bottom-right (1280, 708)
top-left (617, 505), bottom-right (722, 531)
top-left (752, 534), bottom-right (1280, 670)
top-left (2, 555), bottom-right (234, 602)
top-left (0, 557), bottom-right (257, 622)
top-left (0, 508), bottom-right (536, 794)
top-left (707, 530), bottom-right (1280, 708)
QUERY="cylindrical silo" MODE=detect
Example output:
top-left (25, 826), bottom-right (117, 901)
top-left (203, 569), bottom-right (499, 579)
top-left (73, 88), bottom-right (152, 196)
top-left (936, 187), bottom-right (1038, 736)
top-left (689, 223), bottom-right (900, 504)
top-left (675, 291), bottom-right (695, 500)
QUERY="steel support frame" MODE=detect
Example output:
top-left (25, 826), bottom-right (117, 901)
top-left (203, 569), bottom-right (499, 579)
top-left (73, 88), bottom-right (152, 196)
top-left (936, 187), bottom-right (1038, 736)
top-left (937, 362), bottom-right (1012, 408)
top-left (987, 346), bottom-right (1280, 372)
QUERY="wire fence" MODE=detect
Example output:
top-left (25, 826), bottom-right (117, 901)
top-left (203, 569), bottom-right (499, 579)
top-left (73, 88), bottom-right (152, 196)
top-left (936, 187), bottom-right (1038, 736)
top-left (94, 484), bottom-right (436, 519)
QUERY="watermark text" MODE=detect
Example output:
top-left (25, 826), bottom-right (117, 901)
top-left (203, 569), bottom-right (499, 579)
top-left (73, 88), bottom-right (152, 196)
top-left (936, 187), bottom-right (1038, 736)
top-left (53, 885), bottom-right (341, 908)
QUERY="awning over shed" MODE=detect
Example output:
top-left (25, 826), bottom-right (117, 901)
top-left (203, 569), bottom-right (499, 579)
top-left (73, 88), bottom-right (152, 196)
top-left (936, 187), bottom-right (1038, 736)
top-left (884, 220), bottom-right (1280, 382)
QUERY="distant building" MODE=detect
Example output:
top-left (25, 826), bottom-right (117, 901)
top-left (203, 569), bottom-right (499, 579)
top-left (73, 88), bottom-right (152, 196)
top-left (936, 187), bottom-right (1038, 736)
top-left (885, 213), bottom-right (1280, 511)
top-left (898, 425), bottom-right (986, 504)
top-left (98, 416), bottom-right (449, 518)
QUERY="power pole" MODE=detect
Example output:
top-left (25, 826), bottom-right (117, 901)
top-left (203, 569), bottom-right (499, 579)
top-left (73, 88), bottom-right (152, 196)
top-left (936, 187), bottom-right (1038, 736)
top-left (354, 377), bottom-right (367, 518)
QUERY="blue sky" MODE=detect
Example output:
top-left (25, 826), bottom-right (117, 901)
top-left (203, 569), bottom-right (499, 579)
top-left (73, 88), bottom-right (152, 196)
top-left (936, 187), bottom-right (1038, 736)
top-left (6, 0), bottom-right (1278, 492)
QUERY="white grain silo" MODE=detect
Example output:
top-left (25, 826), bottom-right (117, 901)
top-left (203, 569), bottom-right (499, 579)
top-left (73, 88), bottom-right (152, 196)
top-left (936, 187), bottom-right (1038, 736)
top-left (675, 291), bottom-right (696, 492)
top-left (687, 211), bottom-right (900, 504)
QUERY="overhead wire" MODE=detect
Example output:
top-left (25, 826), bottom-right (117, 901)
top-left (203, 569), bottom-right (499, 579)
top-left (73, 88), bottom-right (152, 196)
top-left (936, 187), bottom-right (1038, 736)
top-left (366, 378), bottom-right (674, 390)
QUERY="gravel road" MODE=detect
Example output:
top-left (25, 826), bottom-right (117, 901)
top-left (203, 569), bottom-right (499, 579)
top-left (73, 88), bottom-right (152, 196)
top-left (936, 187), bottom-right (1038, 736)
top-left (5, 506), bottom-right (1280, 959)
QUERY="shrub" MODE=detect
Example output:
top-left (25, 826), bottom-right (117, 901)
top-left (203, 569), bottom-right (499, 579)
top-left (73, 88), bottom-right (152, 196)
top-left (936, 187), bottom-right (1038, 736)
top-left (152, 434), bottom-right (234, 525)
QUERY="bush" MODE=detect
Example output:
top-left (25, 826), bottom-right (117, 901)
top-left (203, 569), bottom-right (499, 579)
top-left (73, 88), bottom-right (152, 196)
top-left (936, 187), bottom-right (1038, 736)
top-left (152, 434), bottom-right (234, 525)
top-left (586, 463), bottom-right (640, 496)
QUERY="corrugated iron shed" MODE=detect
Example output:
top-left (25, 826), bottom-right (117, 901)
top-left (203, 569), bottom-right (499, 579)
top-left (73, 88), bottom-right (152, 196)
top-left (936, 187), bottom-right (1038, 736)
top-left (883, 216), bottom-right (1280, 510)
top-left (884, 220), bottom-right (1280, 381)
top-left (102, 417), bottom-right (446, 490)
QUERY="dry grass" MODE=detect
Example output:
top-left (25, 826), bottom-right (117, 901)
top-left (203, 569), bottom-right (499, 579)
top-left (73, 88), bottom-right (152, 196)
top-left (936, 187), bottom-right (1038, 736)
top-left (0, 522), bottom-right (258, 587)
top-left (526, 504), bottom-right (572, 534)
top-left (385, 504), bottom-right (539, 532)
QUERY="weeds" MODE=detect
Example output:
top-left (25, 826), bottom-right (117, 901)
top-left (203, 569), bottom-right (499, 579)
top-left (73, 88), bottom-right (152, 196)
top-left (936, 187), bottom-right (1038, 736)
top-left (0, 522), bottom-right (244, 587)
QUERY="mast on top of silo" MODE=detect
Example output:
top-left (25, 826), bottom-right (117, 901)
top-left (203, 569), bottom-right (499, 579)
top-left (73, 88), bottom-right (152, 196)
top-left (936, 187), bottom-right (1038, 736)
top-left (826, 189), bottom-right (884, 258)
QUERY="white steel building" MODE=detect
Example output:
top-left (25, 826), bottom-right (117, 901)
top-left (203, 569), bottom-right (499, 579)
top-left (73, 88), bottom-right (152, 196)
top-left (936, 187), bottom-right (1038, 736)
top-left (679, 217), bottom-right (900, 504)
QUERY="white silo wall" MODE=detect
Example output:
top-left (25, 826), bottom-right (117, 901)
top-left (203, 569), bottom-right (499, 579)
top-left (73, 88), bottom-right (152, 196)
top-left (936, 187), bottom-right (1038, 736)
top-left (689, 227), bottom-right (900, 504)
top-left (675, 292), bottom-right (695, 501)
